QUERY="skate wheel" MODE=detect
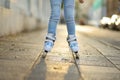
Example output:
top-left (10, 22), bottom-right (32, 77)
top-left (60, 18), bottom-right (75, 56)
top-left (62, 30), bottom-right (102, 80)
top-left (76, 56), bottom-right (79, 59)
top-left (42, 52), bottom-right (47, 58)
top-left (45, 50), bottom-right (48, 53)
top-left (74, 51), bottom-right (78, 54)
top-left (75, 53), bottom-right (79, 59)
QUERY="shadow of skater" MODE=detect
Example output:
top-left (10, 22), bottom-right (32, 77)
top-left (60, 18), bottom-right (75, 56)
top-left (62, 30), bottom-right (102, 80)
top-left (27, 58), bottom-right (47, 80)
top-left (64, 64), bottom-right (83, 80)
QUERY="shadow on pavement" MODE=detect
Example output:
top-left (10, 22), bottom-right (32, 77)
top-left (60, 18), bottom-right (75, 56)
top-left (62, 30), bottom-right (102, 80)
top-left (27, 58), bottom-right (47, 80)
top-left (64, 64), bottom-right (84, 80)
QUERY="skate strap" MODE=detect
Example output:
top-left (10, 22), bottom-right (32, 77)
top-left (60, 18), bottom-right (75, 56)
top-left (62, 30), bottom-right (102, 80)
top-left (45, 39), bottom-right (54, 43)
top-left (69, 41), bottom-right (77, 44)
top-left (67, 37), bottom-right (77, 42)
top-left (46, 35), bottom-right (56, 41)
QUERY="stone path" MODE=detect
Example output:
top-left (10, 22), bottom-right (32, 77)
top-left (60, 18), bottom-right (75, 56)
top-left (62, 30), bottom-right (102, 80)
top-left (0, 25), bottom-right (120, 80)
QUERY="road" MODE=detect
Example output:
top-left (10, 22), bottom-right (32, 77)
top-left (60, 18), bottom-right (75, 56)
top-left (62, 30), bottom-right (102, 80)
top-left (0, 25), bottom-right (120, 80)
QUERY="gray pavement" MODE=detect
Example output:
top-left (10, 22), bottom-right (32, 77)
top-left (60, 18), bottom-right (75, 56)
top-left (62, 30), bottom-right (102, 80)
top-left (0, 25), bottom-right (120, 80)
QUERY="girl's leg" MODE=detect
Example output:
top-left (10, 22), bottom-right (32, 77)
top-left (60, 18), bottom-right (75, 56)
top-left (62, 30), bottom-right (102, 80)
top-left (63, 0), bottom-right (75, 35)
top-left (44, 0), bottom-right (62, 52)
top-left (48, 0), bottom-right (62, 35)
top-left (63, 0), bottom-right (79, 53)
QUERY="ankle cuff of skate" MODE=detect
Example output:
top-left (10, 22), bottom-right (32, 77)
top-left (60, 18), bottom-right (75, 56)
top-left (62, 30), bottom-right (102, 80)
top-left (67, 37), bottom-right (77, 42)
top-left (46, 35), bottom-right (56, 42)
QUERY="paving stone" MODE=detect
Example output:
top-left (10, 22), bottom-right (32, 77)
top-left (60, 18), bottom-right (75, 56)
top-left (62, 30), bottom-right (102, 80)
top-left (0, 72), bottom-right (23, 80)
top-left (107, 56), bottom-right (120, 65)
top-left (82, 35), bottom-right (119, 56)
top-left (0, 30), bottom-right (46, 43)
top-left (0, 30), bottom-right (45, 80)
top-left (116, 65), bottom-right (120, 69)
top-left (0, 60), bottom-right (32, 80)
top-left (1, 25), bottom-right (120, 80)
top-left (0, 47), bottom-right (4, 52)
top-left (0, 41), bottom-right (12, 48)
top-left (44, 53), bottom-right (114, 67)
top-left (27, 59), bottom-right (83, 80)
top-left (94, 38), bottom-right (120, 50)
top-left (0, 40), bottom-right (43, 50)
top-left (0, 47), bottom-right (41, 61)
top-left (79, 55), bottom-right (114, 67)
top-left (79, 34), bottom-right (120, 57)
top-left (76, 25), bottom-right (120, 42)
top-left (80, 65), bottom-right (120, 80)
top-left (0, 48), bottom-right (6, 56)
top-left (0, 60), bottom-right (31, 72)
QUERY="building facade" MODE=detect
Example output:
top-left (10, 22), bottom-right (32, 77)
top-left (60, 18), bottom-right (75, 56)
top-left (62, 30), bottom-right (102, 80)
top-left (0, 0), bottom-right (50, 36)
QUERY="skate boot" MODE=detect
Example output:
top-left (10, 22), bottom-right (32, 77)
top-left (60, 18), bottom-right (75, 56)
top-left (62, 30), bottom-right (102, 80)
top-left (67, 35), bottom-right (79, 53)
top-left (44, 33), bottom-right (56, 53)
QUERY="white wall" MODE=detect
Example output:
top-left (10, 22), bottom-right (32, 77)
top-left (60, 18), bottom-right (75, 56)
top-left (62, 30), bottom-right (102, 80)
top-left (0, 0), bottom-right (50, 36)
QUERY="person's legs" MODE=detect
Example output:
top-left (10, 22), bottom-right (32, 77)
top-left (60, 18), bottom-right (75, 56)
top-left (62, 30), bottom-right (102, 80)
top-left (63, 0), bottom-right (75, 35)
top-left (48, 0), bottom-right (62, 35)
top-left (44, 0), bottom-right (62, 52)
top-left (63, 0), bottom-right (79, 53)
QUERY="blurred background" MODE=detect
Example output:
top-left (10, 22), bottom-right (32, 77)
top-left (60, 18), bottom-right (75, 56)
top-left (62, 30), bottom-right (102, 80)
top-left (0, 0), bottom-right (120, 37)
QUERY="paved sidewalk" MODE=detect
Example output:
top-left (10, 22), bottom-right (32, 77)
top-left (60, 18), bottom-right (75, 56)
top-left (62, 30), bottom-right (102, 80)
top-left (0, 25), bottom-right (120, 80)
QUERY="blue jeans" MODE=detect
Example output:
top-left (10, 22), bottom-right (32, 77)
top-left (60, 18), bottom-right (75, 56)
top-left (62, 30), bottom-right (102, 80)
top-left (48, 0), bottom-right (75, 36)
